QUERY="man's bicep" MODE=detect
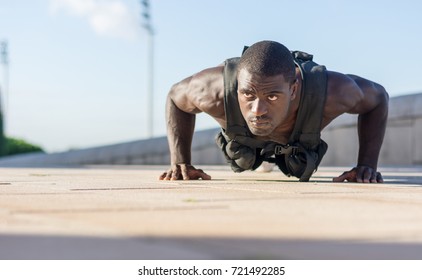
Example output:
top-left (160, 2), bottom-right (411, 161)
top-left (324, 72), bottom-right (365, 119)
top-left (168, 66), bottom-right (224, 115)
top-left (346, 75), bottom-right (388, 115)
top-left (168, 76), bottom-right (203, 114)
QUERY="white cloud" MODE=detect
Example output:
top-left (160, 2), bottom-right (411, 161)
top-left (49, 0), bottom-right (140, 40)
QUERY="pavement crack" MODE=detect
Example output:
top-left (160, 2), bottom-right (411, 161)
top-left (70, 186), bottom-right (207, 191)
top-left (11, 205), bottom-right (229, 214)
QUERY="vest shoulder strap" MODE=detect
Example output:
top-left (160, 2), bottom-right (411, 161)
top-left (290, 51), bottom-right (328, 150)
top-left (223, 57), bottom-right (249, 137)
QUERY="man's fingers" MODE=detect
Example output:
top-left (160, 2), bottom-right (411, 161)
top-left (191, 169), bottom-right (211, 180)
top-left (369, 171), bottom-right (384, 183)
top-left (332, 175), bottom-right (346, 182)
top-left (194, 169), bottom-right (211, 180)
top-left (200, 172), bottom-right (211, 180)
top-left (333, 169), bottom-right (360, 183)
top-left (164, 171), bottom-right (173, 180)
top-left (356, 168), bottom-right (366, 183)
top-left (363, 168), bottom-right (373, 183)
top-left (161, 165), bottom-right (211, 181)
top-left (181, 166), bottom-right (190, 180)
top-left (332, 167), bottom-right (384, 184)
top-left (159, 172), bottom-right (167, 180)
top-left (376, 172), bottom-right (384, 183)
top-left (171, 167), bottom-right (181, 180)
top-left (332, 171), bottom-right (349, 182)
top-left (183, 169), bottom-right (211, 180)
top-left (358, 167), bottom-right (383, 183)
top-left (370, 172), bottom-right (377, 183)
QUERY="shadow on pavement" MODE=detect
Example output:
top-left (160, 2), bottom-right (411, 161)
top-left (2, 234), bottom-right (422, 260)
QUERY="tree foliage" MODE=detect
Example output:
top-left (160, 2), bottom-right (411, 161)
top-left (1, 137), bottom-right (44, 157)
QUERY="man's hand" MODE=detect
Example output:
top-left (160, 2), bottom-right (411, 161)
top-left (332, 166), bottom-right (383, 183)
top-left (159, 164), bottom-right (211, 181)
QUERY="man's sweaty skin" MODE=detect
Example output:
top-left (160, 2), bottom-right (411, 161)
top-left (159, 46), bottom-right (388, 183)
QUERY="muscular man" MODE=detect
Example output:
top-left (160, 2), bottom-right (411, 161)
top-left (159, 40), bottom-right (389, 183)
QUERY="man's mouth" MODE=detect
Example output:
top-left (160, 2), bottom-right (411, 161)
top-left (249, 117), bottom-right (270, 127)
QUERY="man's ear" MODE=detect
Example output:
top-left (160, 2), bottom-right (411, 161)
top-left (290, 79), bottom-right (298, 100)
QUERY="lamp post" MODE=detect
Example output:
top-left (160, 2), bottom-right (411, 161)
top-left (0, 40), bottom-right (7, 155)
top-left (0, 40), bottom-right (8, 117)
top-left (141, 0), bottom-right (154, 138)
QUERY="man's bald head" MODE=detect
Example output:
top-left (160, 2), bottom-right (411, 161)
top-left (238, 40), bottom-right (296, 83)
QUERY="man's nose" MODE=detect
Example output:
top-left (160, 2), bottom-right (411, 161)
top-left (251, 98), bottom-right (268, 116)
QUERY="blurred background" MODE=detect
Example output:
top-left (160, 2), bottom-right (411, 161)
top-left (0, 0), bottom-right (421, 155)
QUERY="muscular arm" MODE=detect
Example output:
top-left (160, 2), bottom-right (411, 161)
top-left (159, 66), bottom-right (225, 180)
top-left (325, 72), bottom-right (389, 183)
top-left (352, 75), bottom-right (389, 171)
top-left (166, 94), bottom-right (196, 166)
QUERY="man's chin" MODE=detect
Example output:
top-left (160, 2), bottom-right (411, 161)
top-left (248, 126), bottom-right (273, 136)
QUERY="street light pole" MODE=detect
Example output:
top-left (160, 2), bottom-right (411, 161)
top-left (141, 0), bottom-right (154, 138)
top-left (0, 40), bottom-right (8, 155)
top-left (0, 40), bottom-right (9, 135)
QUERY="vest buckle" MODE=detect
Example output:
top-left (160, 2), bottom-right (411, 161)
top-left (287, 145), bottom-right (299, 156)
top-left (274, 144), bottom-right (298, 156)
top-left (273, 145), bottom-right (282, 155)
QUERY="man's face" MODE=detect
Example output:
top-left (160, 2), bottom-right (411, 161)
top-left (237, 68), bottom-right (296, 136)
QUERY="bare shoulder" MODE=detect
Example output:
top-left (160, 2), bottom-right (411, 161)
top-left (169, 65), bottom-right (225, 120)
top-left (322, 71), bottom-right (388, 126)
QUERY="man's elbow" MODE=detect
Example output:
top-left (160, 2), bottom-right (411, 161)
top-left (377, 85), bottom-right (389, 110)
top-left (377, 84), bottom-right (389, 103)
top-left (167, 82), bottom-right (181, 100)
top-left (375, 84), bottom-right (389, 118)
top-left (168, 76), bottom-right (193, 100)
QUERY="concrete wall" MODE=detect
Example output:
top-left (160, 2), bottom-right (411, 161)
top-left (321, 92), bottom-right (422, 166)
top-left (0, 93), bottom-right (421, 167)
top-left (0, 128), bottom-right (226, 167)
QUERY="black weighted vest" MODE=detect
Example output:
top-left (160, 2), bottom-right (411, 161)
top-left (215, 50), bottom-right (328, 182)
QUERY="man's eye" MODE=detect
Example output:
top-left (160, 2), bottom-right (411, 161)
top-left (268, 95), bottom-right (278, 101)
top-left (243, 93), bottom-right (254, 99)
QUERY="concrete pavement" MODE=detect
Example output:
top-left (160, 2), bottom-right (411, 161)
top-left (1, 165), bottom-right (422, 259)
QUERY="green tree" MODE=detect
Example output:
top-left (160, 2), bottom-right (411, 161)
top-left (2, 137), bottom-right (44, 156)
top-left (0, 86), bottom-right (44, 157)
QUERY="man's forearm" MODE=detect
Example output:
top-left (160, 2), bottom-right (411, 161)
top-left (166, 96), bottom-right (196, 165)
top-left (357, 94), bottom-right (389, 169)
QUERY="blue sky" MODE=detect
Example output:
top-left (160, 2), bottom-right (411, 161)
top-left (1, 0), bottom-right (421, 152)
